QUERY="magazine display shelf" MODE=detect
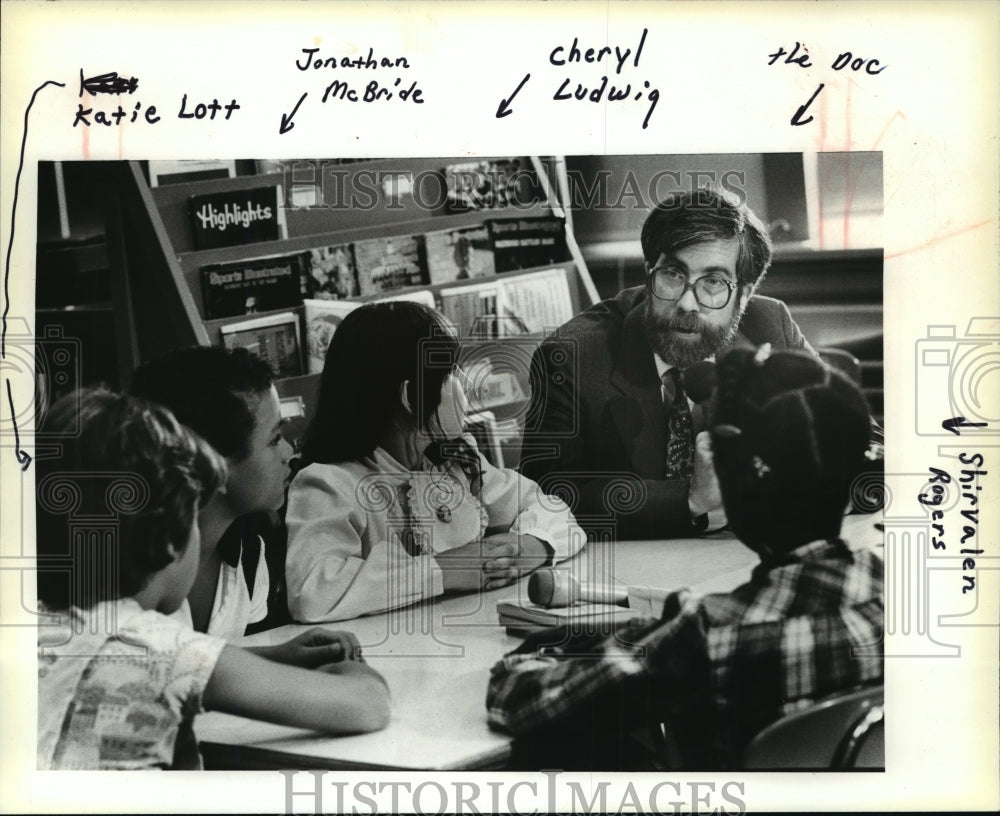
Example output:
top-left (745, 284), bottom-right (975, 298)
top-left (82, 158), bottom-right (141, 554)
top-left (111, 157), bottom-right (598, 460)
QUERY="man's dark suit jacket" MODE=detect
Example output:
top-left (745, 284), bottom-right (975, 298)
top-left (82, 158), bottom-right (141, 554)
top-left (520, 286), bottom-right (814, 540)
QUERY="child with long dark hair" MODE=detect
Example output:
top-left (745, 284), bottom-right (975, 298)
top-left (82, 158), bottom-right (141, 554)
top-left (286, 301), bottom-right (584, 622)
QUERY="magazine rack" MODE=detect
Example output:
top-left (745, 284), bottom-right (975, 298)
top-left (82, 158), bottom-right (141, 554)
top-left (108, 157), bottom-right (598, 463)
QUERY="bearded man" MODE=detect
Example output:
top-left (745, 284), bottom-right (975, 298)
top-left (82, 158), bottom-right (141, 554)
top-left (521, 186), bottom-right (816, 539)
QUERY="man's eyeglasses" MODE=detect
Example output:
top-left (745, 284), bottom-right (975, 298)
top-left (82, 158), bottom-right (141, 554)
top-left (647, 265), bottom-right (738, 309)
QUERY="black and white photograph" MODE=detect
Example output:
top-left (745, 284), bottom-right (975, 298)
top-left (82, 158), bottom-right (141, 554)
top-left (1, 2), bottom-right (997, 814)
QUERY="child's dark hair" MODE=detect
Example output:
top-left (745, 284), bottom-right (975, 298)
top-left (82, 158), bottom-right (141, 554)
top-left (300, 301), bottom-right (461, 465)
top-left (709, 346), bottom-right (871, 556)
top-left (129, 346), bottom-right (275, 462)
top-left (35, 388), bottom-right (227, 609)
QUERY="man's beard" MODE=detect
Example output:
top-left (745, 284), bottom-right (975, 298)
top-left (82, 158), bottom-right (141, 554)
top-left (643, 298), bottom-right (744, 367)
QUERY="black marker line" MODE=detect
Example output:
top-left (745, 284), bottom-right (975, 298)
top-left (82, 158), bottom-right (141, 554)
top-left (3, 79), bottom-right (66, 358)
top-left (6, 379), bottom-right (31, 471)
top-left (79, 69), bottom-right (138, 97)
top-left (790, 82), bottom-right (824, 127)
top-left (279, 91), bottom-right (308, 134)
top-left (4, 79), bottom-right (65, 472)
top-left (496, 73), bottom-right (530, 119)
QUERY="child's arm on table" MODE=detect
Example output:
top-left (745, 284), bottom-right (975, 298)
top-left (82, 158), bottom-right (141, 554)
top-left (468, 438), bottom-right (585, 589)
top-left (434, 534), bottom-right (550, 592)
top-left (203, 645), bottom-right (390, 734)
top-left (245, 628), bottom-right (362, 666)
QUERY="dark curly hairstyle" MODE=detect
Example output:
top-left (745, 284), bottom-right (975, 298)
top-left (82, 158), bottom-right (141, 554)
top-left (129, 345), bottom-right (275, 462)
top-left (709, 347), bottom-right (872, 556)
top-left (640, 186), bottom-right (773, 289)
top-left (35, 388), bottom-right (227, 609)
top-left (300, 300), bottom-right (461, 465)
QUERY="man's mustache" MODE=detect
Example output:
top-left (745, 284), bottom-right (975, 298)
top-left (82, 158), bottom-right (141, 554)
top-left (667, 313), bottom-right (705, 332)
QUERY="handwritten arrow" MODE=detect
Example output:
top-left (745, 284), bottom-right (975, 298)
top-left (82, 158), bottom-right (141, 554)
top-left (6, 380), bottom-right (30, 471)
top-left (4, 79), bottom-right (66, 472)
top-left (790, 83), bottom-right (824, 126)
top-left (279, 92), bottom-right (308, 134)
top-left (496, 73), bottom-right (530, 119)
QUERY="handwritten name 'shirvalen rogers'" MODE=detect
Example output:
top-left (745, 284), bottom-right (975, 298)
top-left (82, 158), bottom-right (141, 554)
top-left (919, 420), bottom-right (988, 595)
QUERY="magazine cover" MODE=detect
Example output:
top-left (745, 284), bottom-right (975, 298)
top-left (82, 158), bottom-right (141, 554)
top-left (302, 298), bottom-right (358, 374)
top-left (487, 215), bottom-right (568, 272)
top-left (148, 159), bottom-right (236, 187)
top-left (440, 266), bottom-right (573, 338)
top-left (306, 242), bottom-right (359, 300)
top-left (200, 253), bottom-right (308, 319)
top-left (219, 311), bottom-right (302, 377)
top-left (353, 233), bottom-right (427, 295)
top-left (188, 184), bottom-right (285, 250)
top-left (443, 158), bottom-right (533, 212)
top-left (497, 266), bottom-right (574, 333)
top-left (462, 350), bottom-right (528, 411)
top-left (304, 290), bottom-right (437, 374)
top-left (424, 224), bottom-right (495, 283)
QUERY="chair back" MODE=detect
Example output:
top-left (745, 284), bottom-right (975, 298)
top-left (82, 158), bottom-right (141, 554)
top-left (818, 347), bottom-right (863, 385)
top-left (741, 685), bottom-right (884, 769)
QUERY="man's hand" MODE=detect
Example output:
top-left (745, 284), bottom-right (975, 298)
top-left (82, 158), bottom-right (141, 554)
top-left (687, 431), bottom-right (725, 520)
top-left (252, 628), bottom-right (363, 667)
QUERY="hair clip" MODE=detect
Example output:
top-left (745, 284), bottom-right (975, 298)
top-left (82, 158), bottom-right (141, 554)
top-left (752, 455), bottom-right (771, 478)
top-left (753, 343), bottom-right (772, 366)
top-left (713, 423), bottom-right (743, 438)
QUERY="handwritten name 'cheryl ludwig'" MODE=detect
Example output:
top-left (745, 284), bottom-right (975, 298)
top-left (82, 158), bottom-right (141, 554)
top-left (548, 29), bottom-right (660, 129)
top-left (919, 446), bottom-right (988, 596)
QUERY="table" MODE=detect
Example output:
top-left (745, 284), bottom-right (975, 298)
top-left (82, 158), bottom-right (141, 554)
top-left (195, 513), bottom-right (882, 770)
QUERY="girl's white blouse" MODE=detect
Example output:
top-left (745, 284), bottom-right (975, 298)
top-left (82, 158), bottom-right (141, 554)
top-left (285, 437), bottom-right (585, 622)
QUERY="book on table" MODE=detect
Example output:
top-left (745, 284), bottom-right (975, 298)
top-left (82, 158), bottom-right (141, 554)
top-left (496, 600), bottom-right (638, 637)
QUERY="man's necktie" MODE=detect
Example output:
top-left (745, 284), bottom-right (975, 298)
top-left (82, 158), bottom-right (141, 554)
top-left (663, 368), bottom-right (694, 480)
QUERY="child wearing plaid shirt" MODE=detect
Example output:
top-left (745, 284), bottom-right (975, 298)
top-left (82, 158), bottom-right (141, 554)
top-left (486, 346), bottom-right (883, 769)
